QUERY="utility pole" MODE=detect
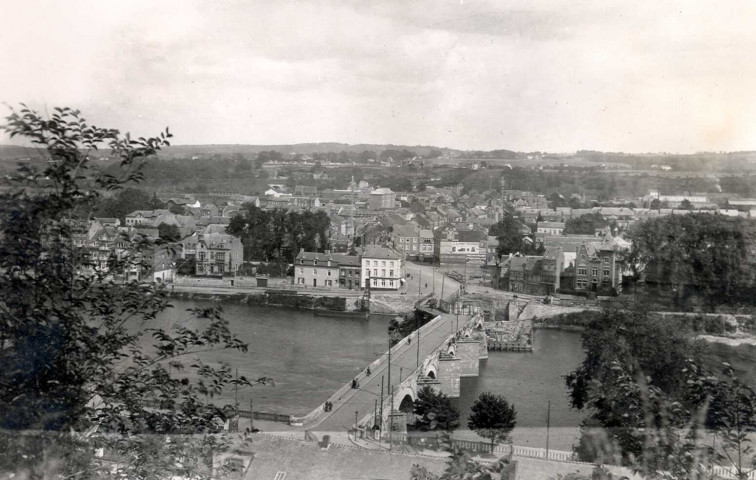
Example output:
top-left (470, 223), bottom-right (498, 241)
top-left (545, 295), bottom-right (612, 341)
top-left (355, 410), bottom-right (359, 440)
top-left (418, 269), bottom-right (422, 294)
top-left (546, 400), bottom-right (551, 459)
top-left (387, 332), bottom-right (391, 449)
top-left (432, 267), bottom-right (435, 294)
top-left (379, 375), bottom-right (384, 442)
top-left (440, 274), bottom-right (445, 305)
top-left (389, 384), bottom-right (395, 451)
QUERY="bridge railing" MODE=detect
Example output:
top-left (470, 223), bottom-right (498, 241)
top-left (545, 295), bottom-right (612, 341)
top-left (293, 313), bottom-right (449, 426)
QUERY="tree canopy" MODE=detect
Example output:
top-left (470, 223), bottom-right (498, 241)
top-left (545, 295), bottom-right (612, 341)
top-left (467, 392), bottom-right (517, 452)
top-left (0, 106), bottom-right (268, 479)
top-left (490, 214), bottom-right (543, 257)
top-left (413, 386), bottom-right (460, 432)
top-left (563, 213), bottom-right (607, 235)
top-left (226, 204), bottom-right (330, 262)
top-left (627, 214), bottom-right (756, 307)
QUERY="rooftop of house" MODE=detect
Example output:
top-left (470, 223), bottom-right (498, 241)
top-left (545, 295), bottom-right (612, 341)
top-left (538, 221), bottom-right (566, 228)
top-left (371, 187), bottom-right (394, 195)
top-left (363, 245), bottom-right (401, 260)
top-left (198, 233), bottom-right (239, 249)
top-left (457, 229), bottom-right (488, 243)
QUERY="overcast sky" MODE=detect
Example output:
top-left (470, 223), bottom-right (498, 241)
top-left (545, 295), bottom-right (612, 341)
top-left (2, 0), bottom-right (755, 153)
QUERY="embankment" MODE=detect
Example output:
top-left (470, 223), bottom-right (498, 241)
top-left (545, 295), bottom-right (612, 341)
top-left (168, 289), bottom-right (362, 312)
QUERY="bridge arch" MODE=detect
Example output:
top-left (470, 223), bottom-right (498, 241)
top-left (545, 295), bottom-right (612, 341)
top-left (392, 385), bottom-right (416, 411)
top-left (425, 364), bottom-right (437, 379)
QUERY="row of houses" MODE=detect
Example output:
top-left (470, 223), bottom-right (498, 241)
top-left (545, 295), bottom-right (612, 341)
top-left (294, 245), bottom-right (405, 291)
top-left (498, 235), bottom-right (627, 296)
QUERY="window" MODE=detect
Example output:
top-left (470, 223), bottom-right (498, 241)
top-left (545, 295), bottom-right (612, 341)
top-left (602, 257), bottom-right (609, 264)
top-left (381, 269), bottom-right (386, 276)
top-left (373, 261), bottom-right (378, 266)
top-left (381, 280), bottom-right (386, 287)
top-left (216, 252), bottom-right (225, 262)
top-left (314, 259), bottom-right (318, 265)
top-left (300, 259), bottom-right (304, 264)
top-left (592, 268), bottom-right (598, 276)
top-left (373, 269), bottom-right (377, 277)
top-left (389, 270), bottom-right (394, 277)
top-left (452, 247), bottom-right (456, 252)
top-left (381, 261), bottom-right (386, 266)
top-left (313, 269), bottom-right (317, 275)
top-left (389, 280), bottom-right (394, 287)
top-left (198, 252), bottom-right (206, 261)
top-left (327, 270), bottom-right (331, 276)
top-left (604, 269), bottom-right (610, 276)
top-left (372, 279), bottom-right (377, 286)
top-left (299, 268), bottom-right (304, 274)
top-left (578, 267), bottom-right (587, 275)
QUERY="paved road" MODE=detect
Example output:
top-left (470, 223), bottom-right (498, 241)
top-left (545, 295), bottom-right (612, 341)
top-left (313, 312), bottom-right (471, 432)
top-left (404, 262), bottom-right (461, 301)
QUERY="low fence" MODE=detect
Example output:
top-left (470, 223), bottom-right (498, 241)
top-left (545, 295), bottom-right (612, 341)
top-left (236, 409), bottom-right (291, 423)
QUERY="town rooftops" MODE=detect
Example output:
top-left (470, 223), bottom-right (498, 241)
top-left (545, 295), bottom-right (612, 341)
top-left (370, 187), bottom-right (394, 195)
top-left (363, 245), bottom-right (401, 259)
top-left (295, 250), bottom-right (361, 267)
top-left (457, 229), bottom-right (488, 243)
top-left (538, 221), bottom-right (565, 228)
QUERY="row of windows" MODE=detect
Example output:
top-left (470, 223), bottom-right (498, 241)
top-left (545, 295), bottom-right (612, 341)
top-left (366, 260), bottom-right (396, 267)
top-left (365, 269), bottom-right (395, 277)
top-left (577, 267), bottom-right (611, 277)
top-left (370, 279), bottom-right (395, 288)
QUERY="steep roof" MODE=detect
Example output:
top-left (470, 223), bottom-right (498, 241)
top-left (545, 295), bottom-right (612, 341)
top-left (363, 245), bottom-right (401, 260)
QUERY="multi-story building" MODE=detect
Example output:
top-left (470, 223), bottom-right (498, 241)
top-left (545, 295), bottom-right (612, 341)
top-left (361, 245), bottom-right (404, 291)
top-left (195, 233), bottom-right (243, 276)
top-left (368, 188), bottom-right (395, 210)
top-left (573, 238), bottom-right (624, 293)
top-left (294, 250), bottom-right (340, 288)
top-left (437, 229), bottom-right (488, 266)
top-left (293, 249), bottom-right (363, 289)
top-left (503, 246), bottom-right (564, 295)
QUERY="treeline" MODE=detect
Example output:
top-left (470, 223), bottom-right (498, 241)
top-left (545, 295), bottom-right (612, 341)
top-left (628, 214), bottom-right (756, 307)
top-left (226, 205), bottom-right (330, 262)
top-left (460, 168), bottom-right (721, 201)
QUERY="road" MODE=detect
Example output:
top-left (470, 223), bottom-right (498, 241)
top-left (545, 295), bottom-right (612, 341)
top-left (312, 312), bottom-right (471, 432)
top-left (404, 261), bottom-right (461, 301)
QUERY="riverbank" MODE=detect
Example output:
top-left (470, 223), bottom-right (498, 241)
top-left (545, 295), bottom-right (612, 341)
top-left (168, 288), bottom-right (363, 312)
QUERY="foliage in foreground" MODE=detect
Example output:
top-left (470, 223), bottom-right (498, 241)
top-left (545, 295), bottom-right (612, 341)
top-left (566, 305), bottom-right (756, 479)
top-left (0, 105), bottom-right (270, 479)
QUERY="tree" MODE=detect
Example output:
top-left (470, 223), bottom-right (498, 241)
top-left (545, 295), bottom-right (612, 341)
top-left (564, 306), bottom-right (705, 464)
top-left (627, 214), bottom-right (756, 308)
top-left (0, 106), bottom-right (270, 479)
top-left (413, 386), bottom-right (460, 432)
top-left (490, 214), bottom-right (529, 256)
top-left (563, 213), bottom-right (607, 235)
top-left (158, 222), bottom-right (182, 242)
top-left (467, 392), bottom-right (517, 452)
top-left (169, 203), bottom-right (187, 215)
top-left (649, 198), bottom-right (661, 209)
top-left (679, 199), bottom-right (693, 210)
top-left (94, 187), bottom-right (154, 223)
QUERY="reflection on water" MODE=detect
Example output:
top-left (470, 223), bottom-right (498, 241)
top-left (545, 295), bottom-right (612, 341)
top-left (149, 299), bottom-right (391, 415)
top-left (452, 328), bottom-right (586, 450)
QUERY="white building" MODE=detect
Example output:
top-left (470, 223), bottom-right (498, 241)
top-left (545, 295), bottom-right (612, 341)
top-left (361, 245), bottom-right (404, 291)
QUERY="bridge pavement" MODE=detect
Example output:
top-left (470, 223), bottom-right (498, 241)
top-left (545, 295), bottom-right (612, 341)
top-left (311, 312), bottom-right (471, 432)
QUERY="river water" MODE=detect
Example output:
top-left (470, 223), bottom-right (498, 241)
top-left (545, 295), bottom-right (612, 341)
top-left (150, 300), bottom-right (588, 449)
top-left (148, 299), bottom-right (753, 452)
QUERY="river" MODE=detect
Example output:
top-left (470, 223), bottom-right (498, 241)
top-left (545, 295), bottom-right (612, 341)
top-left (148, 299), bottom-right (754, 452)
top-left (149, 299), bottom-right (391, 415)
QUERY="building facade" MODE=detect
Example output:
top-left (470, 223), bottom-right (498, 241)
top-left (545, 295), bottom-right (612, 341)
top-left (361, 245), bottom-right (404, 291)
top-left (195, 233), bottom-right (243, 276)
top-left (573, 239), bottom-right (624, 293)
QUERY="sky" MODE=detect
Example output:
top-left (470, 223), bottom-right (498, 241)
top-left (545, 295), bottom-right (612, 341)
top-left (1, 0), bottom-right (756, 153)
